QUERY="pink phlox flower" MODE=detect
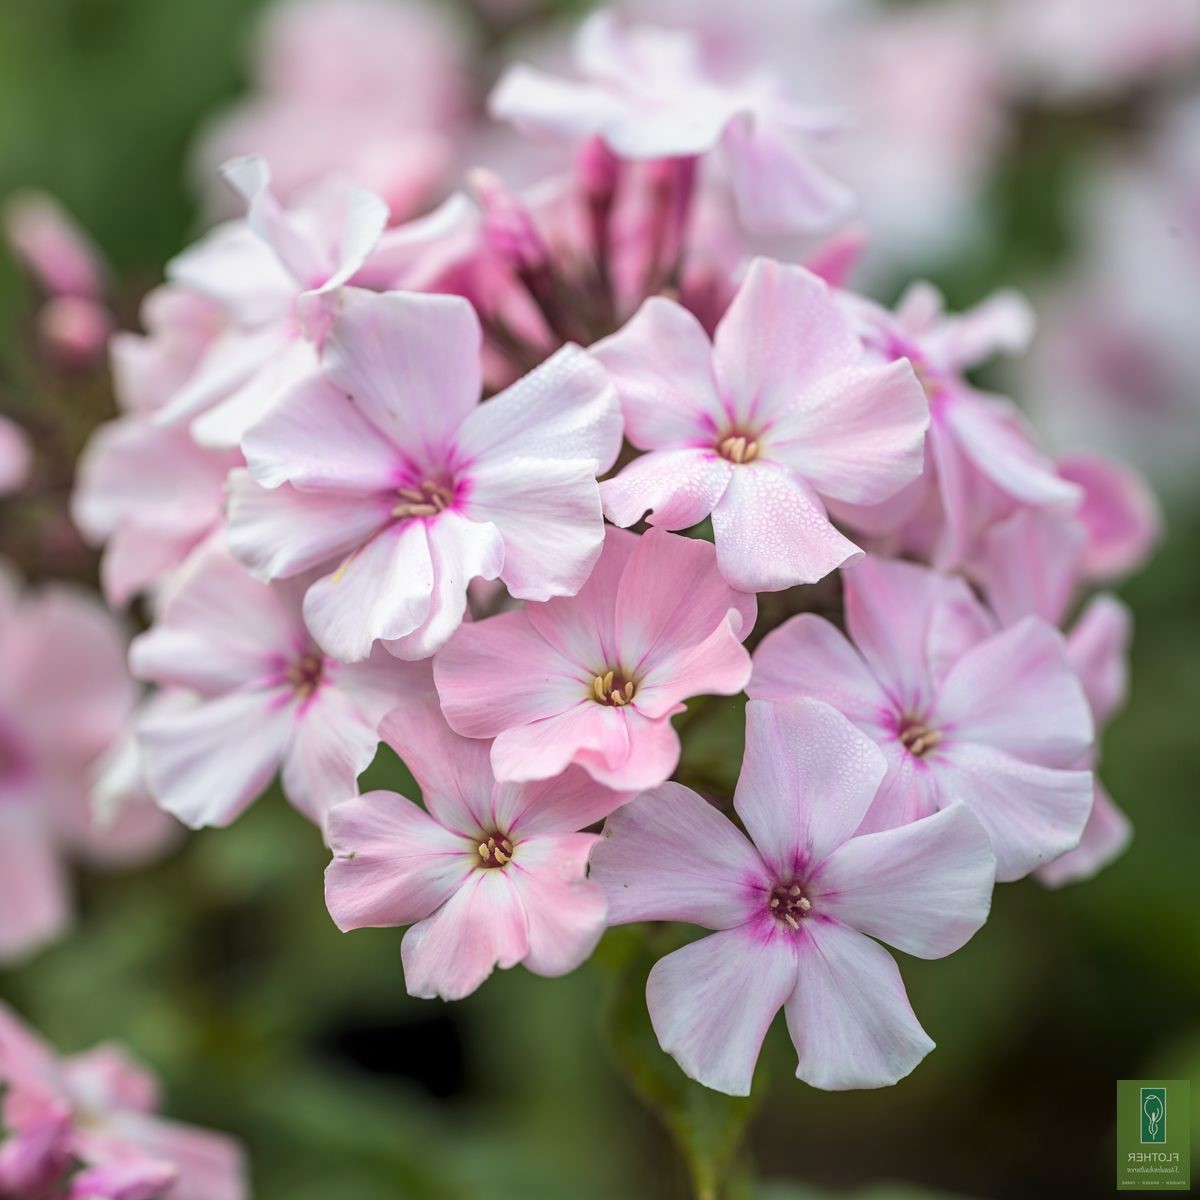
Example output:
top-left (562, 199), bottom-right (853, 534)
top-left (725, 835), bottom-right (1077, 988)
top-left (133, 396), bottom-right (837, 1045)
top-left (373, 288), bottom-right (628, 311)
top-left (489, 9), bottom-right (853, 235)
top-left (434, 526), bottom-right (756, 791)
top-left (590, 697), bottom-right (996, 1094)
top-left (130, 540), bottom-right (428, 833)
top-left (227, 286), bottom-right (621, 663)
top-left (594, 257), bottom-right (929, 591)
top-left (0, 1002), bottom-right (245, 1200)
top-left (750, 554), bottom-right (1095, 881)
top-left (325, 693), bottom-right (624, 1000)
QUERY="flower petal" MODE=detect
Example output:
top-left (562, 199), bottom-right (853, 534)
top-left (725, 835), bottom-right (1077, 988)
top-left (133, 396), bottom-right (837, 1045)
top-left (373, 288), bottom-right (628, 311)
top-left (324, 790), bottom-right (473, 930)
top-left (323, 288), bottom-right (481, 458)
top-left (508, 833), bottom-right (606, 976)
top-left (401, 868), bottom-right (529, 1000)
top-left (590, 297), bottom-right (724, 448)
top-left (712, 260), bottom-right (860, 427)
top-left (303, 521), bottom-right (434, 663)
top-left (785, 920), bottom-right (934, 1090)
top-left (1036, 781), bottom-right (1131, 889)
top-left (601, 448), bottom-right (732, 531)
top-left (935, 617), bottom-right (1094, 767)
top-left (0, 807), bottom-right (69, 963)
top-left (1066, 594), bottom-right (1131, 726)
top-left (454, 343), bottom-right (621, 471)
top-left (590, 781), bottom-right (767, 928)
top-left (768, 361), bottom-right (928, 505)
top-left (749, 613), bottom-right (888, 726)
top-left (734, 698), bottom-right (887, 877)
top-left (647, 927), bottom-right (797, 1097)
top-left (813, 804), bottom-right (995, 959)
top-left (712, 462), bottom-right (861, 591)
top-left (226, 469), bottom-right (393, 582)
top-left (933, 743), bottom-right (1093, 882)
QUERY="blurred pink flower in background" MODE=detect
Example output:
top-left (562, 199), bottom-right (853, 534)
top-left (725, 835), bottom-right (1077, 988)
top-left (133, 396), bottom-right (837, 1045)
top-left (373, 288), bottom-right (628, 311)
top-left (435, 527), bottom-right (755, 791)
top-left (129, 542), bottom-right (425, 833)
top-left (751, 556), bottom-right (1095, 882)
top-left (325, 694), bottom-right (625, 1000)
top-left (594, 258), bottom-right (928, 591)
top-left (491, 9), bottom-right (853, 236)
top-left (3, 190), bottom-right (113, 370)
top-left (0, 416), bottom-right (32, 497)
top-left (0, 1002), bottom-right (245, 1200)
top-left (0, 567), bottom-right (172, 964)
top-left (193, 0), bottom-right (470, 223)
top-left (591, 698), bottom-right (996, 1094)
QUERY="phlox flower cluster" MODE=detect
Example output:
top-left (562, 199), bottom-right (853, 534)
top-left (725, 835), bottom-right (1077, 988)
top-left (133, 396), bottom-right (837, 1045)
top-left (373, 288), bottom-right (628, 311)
top-left (0, 8), bottom-right (1165, 1167)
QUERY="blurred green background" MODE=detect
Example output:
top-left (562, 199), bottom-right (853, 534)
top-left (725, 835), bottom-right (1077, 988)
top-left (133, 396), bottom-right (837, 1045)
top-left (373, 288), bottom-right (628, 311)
top-left (1, 1), bottom-right (1197, 1198)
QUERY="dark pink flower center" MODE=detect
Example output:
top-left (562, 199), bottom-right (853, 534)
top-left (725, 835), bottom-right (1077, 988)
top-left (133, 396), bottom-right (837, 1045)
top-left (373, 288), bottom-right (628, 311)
top-left (769, 882), bottom-right (812, 930)
top-left (898, 718), bottom-right (942, 758)
top-left (589, 667), bottom-right (638, 707)
top-left (392, 478), bottom-right (454, 520)
top-left (476, 832), bottom-right (514, 868)
top-left (285, 651), bottom-right (325, 699)
top-left (715, 430), bottom-right (761, 464)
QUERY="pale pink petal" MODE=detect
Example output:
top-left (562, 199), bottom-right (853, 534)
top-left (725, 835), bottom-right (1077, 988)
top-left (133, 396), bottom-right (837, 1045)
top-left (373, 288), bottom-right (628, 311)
top-left (493, 767), bottom-right (630, 840)
top-left (226, 470), bottom-right (393, 582)
top-left (69, 1159), bottom-right (178, 1200)
top-left (138, 690), bottom-right (294, 828)
top-left (190, 336), bottom-right (318, 451)
top-left (590, 782), bottom-right (767, 928)
top-left (401, 869), bottom-right (529, 1000)
top-left (843, 556), bottom-right (986, 714)
top-left (946, 392), bottom-right (1080, 508)
top-left (324, 790), bottom-right (473, 930)
top-left (488, 65), bottom-right (624, 144)
top-left (722, 117), bottom-right (855, 235)
top-left (323, 289), bottom-right (481, 457)
top-left (855, 742), bottom-right (942, 835)
top-left (433, 612), bottom-right (587, 740)
top-left (977, 507), bottom-right (1085, 626)
top-left (303, 522), bottom-right (434, 663)
top-left (647, 927), bottom-right (797, 1097)
top-left (935, 618), bottom-right (1093, 767)
top-left (813, 804), bottom-right (995, 958)
top-left (282, 687), bottom-right (380, 827)
top-left (1066, 595), bottom-right (1131, 725)
top-left (924, 289), bottom-right (1035, 371)
top-left (633, 615), bottom-right (753, 721)
top-left (379, 692), bottom-right (497, 837)
top-left (508, 833), bottom-right (606, 976)
top-left (92, 1112), bottom-right (246, 1200)
top-left (712, 260), bottom-right (861, 427)
top-left (590, 298), bottom-right (725, 448)
top-left (933, 743), bottom-right (1093, 882)
top-left (600, 448), bottom-right (732, 531)
top-left (383, 512), bottom-right (504, 661)
top-left (314, 186), bottom-right (389, 295)
top-left (455, 343), bottom-right (620, 471)
top-left (461, 458), bottom-right (604, 602)
top-left (711, 462), bottom-right (862, 591)
top-left (768, 360), bottom-right (928, 505)
top-left (0, 808), bottom-right (70, 963)
top-left (242, 373), bottom-right (401, 492)
top-left (523, 526), bottom-right (638, 669)
top-left (166, 224), bottom-right (292, 328)
top-left (734, 699), bottom-right (887, 877)
top-left (1057, 452), bottom-right (1162, 581)
top-left (749, 614), bottom-right (888, 726)
top-left (785, 920), bottom-right (933, 1091)
top-left (616, 527), bottom-right (755, 681)
top-left (489, 703), bottom-right (628, 784)
top-left (129, 542), bottom-right (299, 695)
top-left (1036, 781), bottom-right (1131, 889)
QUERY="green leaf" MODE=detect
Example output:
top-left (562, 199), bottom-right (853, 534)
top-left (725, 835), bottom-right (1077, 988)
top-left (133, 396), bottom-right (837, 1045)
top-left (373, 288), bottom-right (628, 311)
top-left (603, 928), bottom-right (761, 1200)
